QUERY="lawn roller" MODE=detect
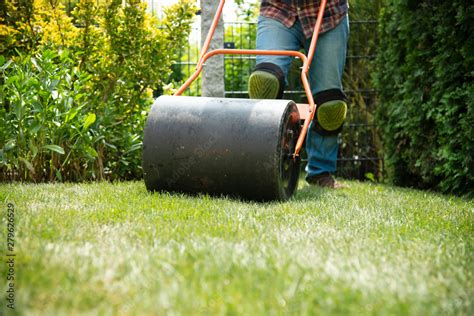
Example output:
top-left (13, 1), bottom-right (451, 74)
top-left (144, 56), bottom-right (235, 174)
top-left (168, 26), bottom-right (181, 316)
top-left (143, 0), bottom-right (327, 201)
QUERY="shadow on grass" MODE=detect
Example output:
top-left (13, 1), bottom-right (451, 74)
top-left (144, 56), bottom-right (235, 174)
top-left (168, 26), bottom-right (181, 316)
top-left (143, 176), bottom-right (332, 205)
top-left (145, 184), bottom-right (329, 206)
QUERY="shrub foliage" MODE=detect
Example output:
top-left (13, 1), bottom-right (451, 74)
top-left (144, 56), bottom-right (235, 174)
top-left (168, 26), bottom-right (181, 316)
top-left (1, 0), bottom-right (196, 181)
top-left (375, 0), bottom-right (473, 196)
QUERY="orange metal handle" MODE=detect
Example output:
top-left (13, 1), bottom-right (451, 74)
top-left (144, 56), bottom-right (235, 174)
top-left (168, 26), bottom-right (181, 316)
top-left (174, 0), bottom-right (328, 158)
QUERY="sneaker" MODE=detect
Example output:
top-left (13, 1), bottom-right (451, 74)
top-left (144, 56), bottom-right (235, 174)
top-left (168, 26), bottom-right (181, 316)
top-left (306, 172), bottom-right (345, 189)
top-left (248, 71), bottom-right (281, 99)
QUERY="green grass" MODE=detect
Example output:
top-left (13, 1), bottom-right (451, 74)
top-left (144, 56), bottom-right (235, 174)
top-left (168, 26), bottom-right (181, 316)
top-left (0, 179), bottom-right (473, 315)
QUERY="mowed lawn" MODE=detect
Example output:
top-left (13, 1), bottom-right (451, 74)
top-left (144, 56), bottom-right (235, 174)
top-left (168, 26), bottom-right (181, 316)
top-left (1, 179), bottom-right (472, 315)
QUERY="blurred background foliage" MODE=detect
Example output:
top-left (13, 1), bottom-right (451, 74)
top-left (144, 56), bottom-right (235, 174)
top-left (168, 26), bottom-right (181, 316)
top-left (0, 0), bottom-right (197, 181)
top-left (375, 0), bottom-right (473, 196)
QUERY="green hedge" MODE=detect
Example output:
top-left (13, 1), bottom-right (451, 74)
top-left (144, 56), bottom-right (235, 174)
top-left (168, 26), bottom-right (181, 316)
top-left (1, 0), bottom-right (196, 182)
top-left (375, 0), bottom-right (473, 196)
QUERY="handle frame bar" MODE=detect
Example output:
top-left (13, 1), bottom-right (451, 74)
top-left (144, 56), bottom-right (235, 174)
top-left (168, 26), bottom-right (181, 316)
top-left (174, 0), bottom-right (328, 158)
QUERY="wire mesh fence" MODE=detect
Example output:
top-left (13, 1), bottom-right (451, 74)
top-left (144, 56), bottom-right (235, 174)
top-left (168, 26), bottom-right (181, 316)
top-left (172, 19), bottom-right (383, 181)
top-left (339, 19), bottom-right (383, 180)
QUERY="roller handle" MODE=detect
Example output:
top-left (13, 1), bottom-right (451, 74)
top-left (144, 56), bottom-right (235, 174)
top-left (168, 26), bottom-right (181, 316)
top-left (174, 0), bottom-right (328, 158)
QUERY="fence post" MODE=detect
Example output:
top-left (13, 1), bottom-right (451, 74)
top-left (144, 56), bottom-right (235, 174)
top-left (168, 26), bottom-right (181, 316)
top-left (200, 0), bottom-right (225, 97)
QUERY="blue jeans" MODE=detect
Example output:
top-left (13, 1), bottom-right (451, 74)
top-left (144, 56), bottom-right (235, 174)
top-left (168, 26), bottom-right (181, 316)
top-left (256, 15), bottom-right (349, 177)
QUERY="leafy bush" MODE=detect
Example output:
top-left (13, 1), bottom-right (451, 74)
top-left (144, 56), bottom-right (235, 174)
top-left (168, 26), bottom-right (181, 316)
top-left (0, 0), bottom-right (197, 182)
top-left (375, 0), bottom-right (473, 196)
top-left (1, 50), bottom-right (99, 181)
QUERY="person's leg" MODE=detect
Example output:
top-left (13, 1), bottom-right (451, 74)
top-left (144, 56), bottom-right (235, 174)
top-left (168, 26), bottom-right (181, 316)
top-left (304, 15), bottom-right (349, 179)
top-left (249, 16), bottom-right (305, 99)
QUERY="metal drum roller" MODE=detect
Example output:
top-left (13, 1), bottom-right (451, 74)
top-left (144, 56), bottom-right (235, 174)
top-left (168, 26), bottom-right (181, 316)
top-left (142, 0), bottom-right (329, 200)
top-left (143, 96), bottom-right (301, 200)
